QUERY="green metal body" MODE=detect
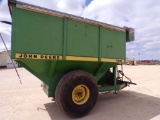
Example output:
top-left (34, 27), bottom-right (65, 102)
top-left (10, 1), bottom-right (134, 97)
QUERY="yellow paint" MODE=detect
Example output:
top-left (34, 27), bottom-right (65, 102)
top-left (15, 53), bottom-right (124, 63)
top-left (15, 53), bottom-right (62, 60)
top-left (66, 56), bottom-right (98, 62)
top-left (72, 84), bottom-right (90, 105)
top-left (101, 58), bottom-right (124, 63)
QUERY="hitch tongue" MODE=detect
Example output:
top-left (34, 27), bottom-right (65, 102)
top-left (123, 81), bottom-right (137, 85)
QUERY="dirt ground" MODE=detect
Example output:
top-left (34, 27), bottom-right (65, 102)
top-left (0, 65), bottom-right (160, 120)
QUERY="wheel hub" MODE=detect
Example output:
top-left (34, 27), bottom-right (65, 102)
top-left (72, 84), bottom-right (90, 105)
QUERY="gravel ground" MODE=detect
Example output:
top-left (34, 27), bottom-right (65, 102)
top-left (0, 65), bottom-right (160, 120)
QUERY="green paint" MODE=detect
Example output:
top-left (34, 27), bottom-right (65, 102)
top-left (62, 18), bottom-right (67, 60)
top-left (10, 1), bottom-right (134, 97)
top-left (66, 20), bottom-right (99, 57)
top-left (98, 26), bottom-right (102, 61)
top-left (101, 28), bottom-right (126, 59)
top-left (98, 83), bottom-right (127, 92)
top-left (113, 66), bottom-right (117, 86)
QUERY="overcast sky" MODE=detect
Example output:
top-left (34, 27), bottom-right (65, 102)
top-left (0, 0), bottom-right (160, 60)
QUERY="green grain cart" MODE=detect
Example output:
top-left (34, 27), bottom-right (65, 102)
top-left (9, 0), bottom-right (135, 117)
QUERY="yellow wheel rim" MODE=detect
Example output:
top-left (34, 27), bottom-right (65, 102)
top-left (72, 84), bottom-right (90, 105)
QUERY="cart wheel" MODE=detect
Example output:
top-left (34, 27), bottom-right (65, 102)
top-left (55, 70), bottom-right (98, 117)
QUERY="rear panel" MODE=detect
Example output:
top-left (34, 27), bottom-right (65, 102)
top-left (102, 28), bottom-right (126, 59)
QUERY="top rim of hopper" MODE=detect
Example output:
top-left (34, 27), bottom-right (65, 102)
top-left (10, 0), bottom-right (126, 32)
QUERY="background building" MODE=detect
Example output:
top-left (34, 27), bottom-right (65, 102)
top-left (0, 50), bottom-right (18, 68)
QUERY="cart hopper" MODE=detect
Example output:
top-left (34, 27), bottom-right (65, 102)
top-left (9, 0), bottom-right (134, 117)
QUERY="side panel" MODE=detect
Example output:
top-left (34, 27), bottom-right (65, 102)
top-left (101, 28), bottom-right (126, 59)
top-left (66, 20), bottom-right (99, 57)
top-left (11, 4), bottom-right (126, 60)
top-left (11, 4), bottom-right (63, 58)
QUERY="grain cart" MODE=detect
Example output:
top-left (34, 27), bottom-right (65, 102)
top-left (9, 0), bottom-right (135, 117)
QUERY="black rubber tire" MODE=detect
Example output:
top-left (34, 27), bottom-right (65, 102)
top-left (55, 70), bottom-right (98, 118)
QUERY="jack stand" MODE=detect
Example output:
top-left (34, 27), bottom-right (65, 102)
top-left (114, 90), bottom-right (118, 94)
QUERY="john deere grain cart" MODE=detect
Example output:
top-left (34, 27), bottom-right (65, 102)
top-left (9, 0), bottom-right (135, 117)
